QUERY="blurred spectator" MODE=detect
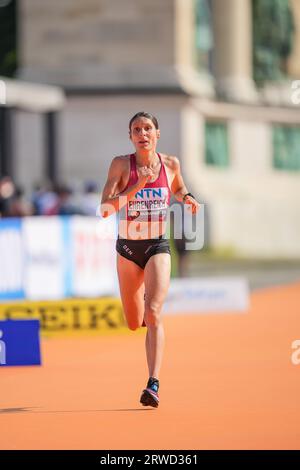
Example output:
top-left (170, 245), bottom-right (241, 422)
top-left (1, 177), bottom-right (100, 218)
top-left (0, 177), bottom-right (34, 217)
top-left (45, 184), bottom-right (81, 216)
top-left (0, 176), bottom-right (15, 217)
top-left (31, 182), bottom-right (59, 216)
top-left (79, 180), bottom-right (100, 216)
top-left (7, 186), bottom-right (34, 217)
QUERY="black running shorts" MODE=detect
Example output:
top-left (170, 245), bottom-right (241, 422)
top-left (116, 236), bottom-right (171, 269)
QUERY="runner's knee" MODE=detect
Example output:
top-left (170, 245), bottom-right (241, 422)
top-left (124, 308), bottom-right (142, 331)
top-left (144, 300), bottom-right (162, 327)
top-left (127, 319), bottom-right (140, 331)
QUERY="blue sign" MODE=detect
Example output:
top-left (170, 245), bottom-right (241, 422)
top-left (0, 218), bottom-right (24, 301)
top-left (0, 319), bottom-right (41, 366)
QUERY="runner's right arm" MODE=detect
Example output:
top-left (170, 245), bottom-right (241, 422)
top-left (100, 157), bottom-right (153, 218)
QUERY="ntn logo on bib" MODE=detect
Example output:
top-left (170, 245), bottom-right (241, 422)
top-left (127, 187), bottom-right (169, 221)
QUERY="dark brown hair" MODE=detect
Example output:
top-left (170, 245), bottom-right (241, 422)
top-left (129, 112), bottom-right (159, 131)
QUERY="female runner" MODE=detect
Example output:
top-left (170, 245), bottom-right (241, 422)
top-left (101, 112), bottom-right (200, 407)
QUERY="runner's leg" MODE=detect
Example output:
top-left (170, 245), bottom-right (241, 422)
top-left (117, 254), bottom-right (145, 330)
top-left (144, 253), bottom-right (171, 378)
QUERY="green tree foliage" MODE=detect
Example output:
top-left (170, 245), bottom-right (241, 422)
top-left (253, 0), bottom-right (294, 84)
top-left (0, 0), bottom-right (17, 77)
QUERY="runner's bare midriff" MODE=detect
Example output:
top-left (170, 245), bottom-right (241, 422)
top-left (118, 219), bottom-right (167, 240)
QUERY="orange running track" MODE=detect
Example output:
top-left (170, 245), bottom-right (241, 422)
top-left (1, 282), bottom-right (300, 450)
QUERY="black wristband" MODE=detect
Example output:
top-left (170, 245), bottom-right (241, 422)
top-left (183, 192), bottom-right (195, 202)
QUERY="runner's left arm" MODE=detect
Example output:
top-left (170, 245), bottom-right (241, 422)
top-left (170, 157), bottom-right (200, 214)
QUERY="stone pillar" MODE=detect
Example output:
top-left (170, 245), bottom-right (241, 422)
top-left (175, 0), bottom-right (194, 68)
top-left (174, 0), bottom-right (215, 97)
top-left (44, 112), bottom-right (59, 184)
top-left (211, 0), bottom-right (257, 102)
top-left (0, 107), bottom-right (14, 178)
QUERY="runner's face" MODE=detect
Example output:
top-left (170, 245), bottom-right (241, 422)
top-left (130, 118), bottom-right (160, 152)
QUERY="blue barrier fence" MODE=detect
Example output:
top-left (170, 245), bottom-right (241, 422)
top-left (0, 216), bottom-right (118, 301)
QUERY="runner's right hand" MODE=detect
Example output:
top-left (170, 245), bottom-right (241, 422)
top-left (137, 166), bottom-right (155, 185)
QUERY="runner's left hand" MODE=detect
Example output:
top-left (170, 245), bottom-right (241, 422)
top-left (184, 195), bottom-right (200, 215)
